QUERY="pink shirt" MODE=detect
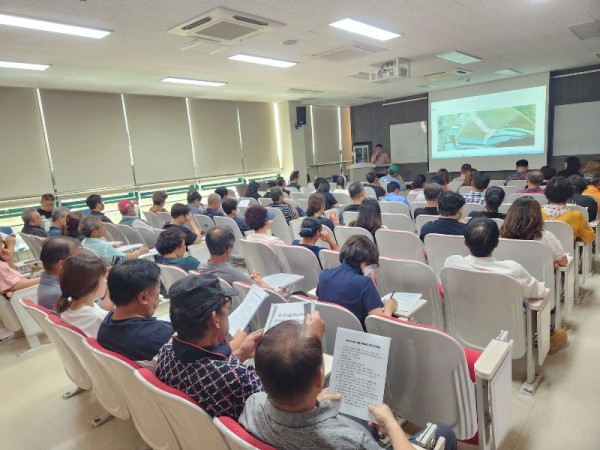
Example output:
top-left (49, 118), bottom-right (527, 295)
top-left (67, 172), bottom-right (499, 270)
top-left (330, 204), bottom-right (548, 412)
top-left (0, 260), bottom-right (24, 295)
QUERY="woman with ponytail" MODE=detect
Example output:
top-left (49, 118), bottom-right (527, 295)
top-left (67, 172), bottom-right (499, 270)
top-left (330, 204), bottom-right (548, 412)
top-left (292, 217), bottom-right (338, 261)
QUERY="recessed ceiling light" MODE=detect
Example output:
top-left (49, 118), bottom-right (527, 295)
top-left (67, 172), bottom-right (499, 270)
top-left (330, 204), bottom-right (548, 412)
top-left (0, 60), bottom-right (50, 71)
top-left (437, 51), bottom-right (482, 64)
top-left (329, 19), bottom-right (400, 41)
top-left (161, 77), bottom-right (226, 87)
top-left (228, 54), bottom-right (297, 68)
top-left (495, 68), bottom-right (522, 76)
top-left (0, 13), bottom-right (111, 39)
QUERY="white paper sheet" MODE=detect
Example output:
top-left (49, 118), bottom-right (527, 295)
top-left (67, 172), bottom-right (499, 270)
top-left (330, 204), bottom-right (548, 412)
top-left (328, 328), bottom-right (391, 423)
top-left (228, 285), bottom-right (269, 336)
top-left (120, 243), bottom-right (143, 252)
top-left (262, 273), bottom-right (303, 289)
top-left (263, 301), bottom-right (315, 333)
top-left (383, 292), bottom-right (422, 313)
top-left (239, 199), bottom-right (250, 207)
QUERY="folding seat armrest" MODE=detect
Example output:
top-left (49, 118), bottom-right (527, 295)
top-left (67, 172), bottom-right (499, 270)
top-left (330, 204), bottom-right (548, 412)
top-left (474, 336), bottom-right (512, 381)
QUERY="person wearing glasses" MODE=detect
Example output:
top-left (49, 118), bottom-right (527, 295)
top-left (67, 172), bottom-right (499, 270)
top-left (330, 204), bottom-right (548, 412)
top-left (156, 274), bottom-right (264, 420)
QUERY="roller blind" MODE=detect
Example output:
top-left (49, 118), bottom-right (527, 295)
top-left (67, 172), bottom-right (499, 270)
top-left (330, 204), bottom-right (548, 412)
top-left (40, 90), bottom-right (133, 193)
top-left (312, 106), bottom-right (341, 165)
top-left (0, 87), bottom-right (54, 199)
top-left (188, 99), bottom-right (243, 178)
top-left (340, 107), bottom-right (353, 162)
top-left (124, 95), bottom-right (195, 184)
top-left (238, 102), bottom-right (279, 172)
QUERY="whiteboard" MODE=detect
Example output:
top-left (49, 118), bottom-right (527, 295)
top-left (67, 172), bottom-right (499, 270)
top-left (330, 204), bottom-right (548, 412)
top-left (553, 101), bottom-right (600, 155)
top-left (390, 121), bottom-right (428, 164)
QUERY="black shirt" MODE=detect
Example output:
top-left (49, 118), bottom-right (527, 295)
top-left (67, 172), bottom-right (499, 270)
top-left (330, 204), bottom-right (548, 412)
top-left (469, 211), bottom-right (507, 220)
top-left (365, 183), bottom-right (386, 199)
top-left (339, 204), bottom-right (360, 225)
top-left (90, 210), bottom-right (113, 224)
top-left (37, 208), bottom-right (52, 219)
top-left (572, 194), bottom-right (598, 221)
top-left (163, 223), bottom-right (198, 247)
top-left (322, 192), bottom-right (338, 210)
top-left (21, 225), bottom-right (48, 238)
top-left (557, 167), bottom-right (581, 178)
top-left (413, 206), bottom-right (439, 219)
top-left (419, 218), bottom-right (467, 241)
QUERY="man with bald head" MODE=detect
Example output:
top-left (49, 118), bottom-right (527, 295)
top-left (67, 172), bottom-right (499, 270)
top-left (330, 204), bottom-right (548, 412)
top-left (203, 193), bottom-right (225, 219)
top-left (516, 170), bottom-right (544, 194)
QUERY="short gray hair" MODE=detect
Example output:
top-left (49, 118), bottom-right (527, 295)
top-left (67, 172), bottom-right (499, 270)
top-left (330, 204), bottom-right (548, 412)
top-left (207, 193), bottom-right (221, 206)
top-left (51, 206), bottom-right (70, 222)
top-left (424, 183), bottom-right (443, 201)
top-left (79, 215), bottom-right (103, 238)
top-left (21, 207), bottom-right (37, 225)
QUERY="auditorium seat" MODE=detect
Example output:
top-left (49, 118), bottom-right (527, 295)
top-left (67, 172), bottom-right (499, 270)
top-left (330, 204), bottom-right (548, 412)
top-left (333, 225), bottom-right (373, 248)
top-left (381, 213), bottom-right (415, 232)
top-left (274, 244), bottom-right (321, 293)
top-left (158, 264), bottom-right (189, 291)
top-left (375, 229), bottom-right (427, 263)
top-left (318, 249), bottom-right (340, 270)
top-left (213, 416), bottom-right (275, 450)
top-left (423, 233), bottom-right (469, 279)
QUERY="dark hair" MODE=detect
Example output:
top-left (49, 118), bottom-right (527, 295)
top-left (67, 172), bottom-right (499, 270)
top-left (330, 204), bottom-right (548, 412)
top-left (423, 183), bottom-right (443, 201)
top-left (215, 187), bottom-right (229, 199)
top-left (298, 217), bottom-right (321, 238)
top-left (565, 156), bottom-right (581, 171)
top-left (366, 172), bottom-right (377, 183)
top-left (464, 217), bottom-right (499, 257)
top-left (351, 198), bottom-right (382, 239)
top-left (567, 174), bottom-right (587, 195)
top-left (437, 168), bottom-right (450, 184)
top-left (245, 205), bottom-right (269, 231)
top-left (276, 177), bottom-right (286, 188)
top-left (222, 198), bottom-right (238, 215)
top-left (516, 159), bottom-right (529, 167)
top-left (313, 177), bottom-right (327, 190)
top-left (472, 171), bottom-right (490, 190)
top-left (463, 168), bottom-right (476, 187)
top-left (171, 203), bottom-right (189, 219)
top-left (205, 226), bottom-right (235, 256)
top-left (526, 170), bottom-right (543, 186)
top-left (375, 144), bottom-right (383, 149)
top-left (585, 171), bottom-right (600, 186)
top-left (306, 193), bottom-right (325, 216)
top-left (460, 163), bottom-right (472, 173)
top-left (429, 175), bottom-right (447, 186)
top-left (484, 186), bottom-right (505, 212)
top-left (500, 197), bottom-right (543, 241)
top-left (255, 321), bottom-right (323, 405)
top-left (187, 190), bottom-right (202, 204)
top-left (270, 187), bottom-right (284, 202)
top-left (266, 180), bottom-right (277, 189)
top-left (152, 191), bottom-right (168, 206)
top-left (86, 194), bottom-right (102, 210)
top-left (438, 191), bottom-right (465, 216)
top-left (63, 211), bottom-right (83, 238)
top-left (289, 170), bottom-right (300, 182)
top-left (540, 165), bottom-right (556, 181)
top-left (156, 228), bottom-right (186, 255)
top-left (348, 182), bottom-right (364, 199)
top-left (107, 259), bottom-right (160, 307)
top-left (387, 181), bottom-right (400, 193)
top-left (55, 254), bottom-right (107, 313)
top-left (544, 176), bottom-right (572, 203)
top-left (339, 235), bottom-right (379, 267)
top-left (316, 181), bottom-right (330, 194)
top-left (40, 236), bottom-right (80, 271)
top-left (412, 174), bottom-right (427, 189)
top-left (41, 193), bottom-right (55, 201)
top-left (336, 176), bottom-right (346, 188)
top-left (245, 181), bottom-right (260, 197)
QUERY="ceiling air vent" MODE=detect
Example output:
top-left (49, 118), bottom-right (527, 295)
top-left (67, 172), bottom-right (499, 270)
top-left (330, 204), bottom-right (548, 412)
top-left (313, 41), bottom-right (385, 61)
top-left (423, 69), bottom-right (472, 81)
top-left (167, 7), bottom-right (284, 43)
top-left (568, 21), bottom-right (600, 40)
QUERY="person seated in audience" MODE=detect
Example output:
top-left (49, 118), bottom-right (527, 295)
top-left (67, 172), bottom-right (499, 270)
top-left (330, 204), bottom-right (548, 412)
top-left (410, 174), bottom-right (427, 194)
top-left (86, 194), bottom-right (113, 223)
top-left (276, 176), bottom-right (290, 196)
top-left (437, 168), bottom-right (450, 185)
top-left (469, 186), bottom-right (506, 219)
top-left (263, 180), bottom-right (277, 198)
top-left (240, 320), bottom-right (458, 450)
top-left (449, 163), bottom-right (472, 192)
top-left (54, 254), bottom-right (113, 338)
top-left (317, 235), bottom-right (397, 329)
top-left (568, 175), bottom-right (597, 221)
top-left (306, 193), bottom-right (337, 230)
top-left (540, 165), bottom-right (556, 185)
top-left (288, 170), bottom-right (302, 191)
top-left (215, 186), bottom-right (230, 200)
top-left (445, 217), bottom-right (568, 354)
top-left (462, 171), bottom-right (490, 205)
top-left (222, 198), bottom-right (250, 233)
top-left (339, 182), bottom-right (365, 225)
top-left (419, 191), bottom-right (467, 241)
top-left (413, 183), bottom-right (442, 219)
top-left (379, 164), bottom-right (406, 190)
top-left (156, 228), bottom-right (200, 271)
top-left (38, 193), bottom-right (55, 220)
top-left (81, 215), bottom-right (149, 265)
top-left (315, 178), bottom-right (339, 210)
top-left (501, 197), bottom-right (568, 266)
top-left (203, 193), bottom-right (225, 219)
top-left (292, 217), bottom-right (338, 260)
top-left (118, 199), bottom-right (146, 227)
top-left (349, 198), bottom-right (385, 241)
top-left (38, 237), bottom-right (81, 310)
top-left (156, 274), bottom-right (263, 420)
top-left (187, 189), bottom-right (204, 215)
top-left (333, 176), bottom-right (347, 193)
top-left (98, 259), bottom-right (172, 366)
top-left (269, 187), bottom-right (299, 224)
top-left (0, 234), bottom-right (40, 296)
top-left (583, 157), bottom-right (600, 174)
top-left (365, 171), bottom-right (386, 199)
top-left (557, 156), bottom-right (582, 178)
top-left (149, 190), bottom-right (169, 213)
top-left (245, 181), bottom-right (261, 201)
top-left (582, 172), bottom-right (600, 206)
top-left (48, 207), bottom-right (69, 237)
top-left (506, 159), bottom-right (529, 183)
top-left (414, 175), bottom-right (448, 203)
top-left (63, 211), bottom-right (86, 242)
top-left (381, 181), bottom-right (409, 206)
top-left (462, 167), bottom-right (477, 188)
top-left (21, 208), bottom-right (48, 237)
top-left (163, 203), bottom-right (203, 246)
top-left (244, 205), bottom-right (285, 251)
top-left (541, 177), bottom-right (595, 243)
top-left (516, 170), bottom-right (544, 194)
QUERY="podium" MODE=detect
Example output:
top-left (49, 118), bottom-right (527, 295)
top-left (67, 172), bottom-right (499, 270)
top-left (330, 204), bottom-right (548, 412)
top-left (348, 163), bottom-right (376, 183)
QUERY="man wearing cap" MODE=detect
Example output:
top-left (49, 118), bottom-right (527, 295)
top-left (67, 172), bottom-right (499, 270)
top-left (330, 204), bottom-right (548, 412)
top-left (379, 164), bottom-right (406, 190)
top-left (155, 274), bottom-right (264, 420)
top-left (118, 199), bottom-right (147, 227)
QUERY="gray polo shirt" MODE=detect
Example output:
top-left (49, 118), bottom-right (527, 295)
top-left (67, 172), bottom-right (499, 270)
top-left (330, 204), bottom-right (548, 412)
top-left (37, 272), bottom-right (61, 310)
top-left (197, 261), bottom-right (253, 286)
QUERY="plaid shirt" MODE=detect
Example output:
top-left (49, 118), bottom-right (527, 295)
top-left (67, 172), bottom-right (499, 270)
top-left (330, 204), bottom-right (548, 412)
top-left (156, 336), bottom-right (262, 420)
top-left (462, 191), bottom-right (485, 205)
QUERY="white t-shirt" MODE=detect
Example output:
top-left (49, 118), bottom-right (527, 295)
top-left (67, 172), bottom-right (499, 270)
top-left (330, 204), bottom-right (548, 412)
top-left (61, 303), bottom-right (109, 338)
top-left (538, 230), bottom-right (567, 262)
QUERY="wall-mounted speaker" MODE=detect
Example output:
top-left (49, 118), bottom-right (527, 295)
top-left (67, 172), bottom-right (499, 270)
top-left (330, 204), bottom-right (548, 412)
top-left (295, 106), bottom-right (307, 129)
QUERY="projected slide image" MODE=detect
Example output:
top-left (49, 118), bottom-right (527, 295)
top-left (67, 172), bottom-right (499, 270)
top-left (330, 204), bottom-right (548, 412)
top-left (437, 105), bottom-right (536, 152)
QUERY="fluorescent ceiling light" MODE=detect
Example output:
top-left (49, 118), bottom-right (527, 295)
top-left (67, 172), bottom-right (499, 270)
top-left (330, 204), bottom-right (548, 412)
top-left (0, 13), bottom-right (110, 39)
top-left (437, 51), bottom-right (482, 64)
top-left (329, 19), bottom-right (400, 41)
top-left (495, 68), bottom-right (522, 76)
top-left (0, 60), bottom-right (50, 71)
top-left (161, 77), bottom-right (226, 87)
top-left (229, 54), bottom-right (297, 68)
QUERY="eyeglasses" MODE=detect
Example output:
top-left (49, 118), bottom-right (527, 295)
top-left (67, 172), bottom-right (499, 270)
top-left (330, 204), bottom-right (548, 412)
top-left (220, 295), bottom-right (232, 310)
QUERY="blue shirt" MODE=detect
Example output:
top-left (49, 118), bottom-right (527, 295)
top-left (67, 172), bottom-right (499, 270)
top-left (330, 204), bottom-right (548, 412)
top-left (48, 226), bottom-right (62, 237)
top-left (37, 272), bottom-right (61, 310)
top-left (317, 263), bottom-right (383, 328)
top-left (419, 218), bottom-right (467, 241)
top-left (204, 208), bottom-right (224, 219)
top-left (381, 192), bottom-right (409, 206)
top-left (292, 240), bottom-right (322, 261)
top-left (232, 216), bottom-right (250, 233)
top-left (82, 237), bottom-right (125, 265)
top-left (379, 176), bottom-right (406, 191)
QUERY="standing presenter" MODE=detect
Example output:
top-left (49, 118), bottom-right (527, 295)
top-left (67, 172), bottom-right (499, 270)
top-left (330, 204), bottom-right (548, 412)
top-left (370, 144), bottom-right (391, 178)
